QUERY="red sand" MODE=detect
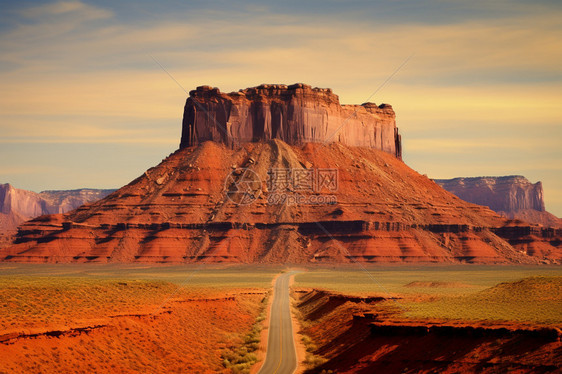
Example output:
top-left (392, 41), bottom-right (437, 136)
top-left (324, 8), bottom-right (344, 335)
top-left (0, 291), bottom-right (264, 373)
top-left (294, 289), bottom-right (562, 373)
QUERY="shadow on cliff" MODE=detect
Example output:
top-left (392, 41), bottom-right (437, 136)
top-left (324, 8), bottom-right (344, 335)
top-left (307, 319), bottom-right (560, 374)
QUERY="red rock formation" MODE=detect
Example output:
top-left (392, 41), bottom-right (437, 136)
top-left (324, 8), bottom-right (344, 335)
top-left (435, 176), bottom-right (561, 228)
top-left (1, 84), bottom-right (559, 264)
top-left (2, 140), bottom-right (560, 264)
top-left (1, 184), bottom-right (46, 229)
top-left (180, 84), bottom-right (401, 159)
top-left (0, 183), bottom-right (115, 231)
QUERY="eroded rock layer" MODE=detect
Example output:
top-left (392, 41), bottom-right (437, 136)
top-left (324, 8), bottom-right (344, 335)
top-left (3, 141), bottom-right (560, 264)
top-left (180, 84), bottom-right (401, 159)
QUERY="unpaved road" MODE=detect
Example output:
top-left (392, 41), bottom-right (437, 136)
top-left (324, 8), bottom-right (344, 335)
top-left (258, 271), bottom-right (298, 374)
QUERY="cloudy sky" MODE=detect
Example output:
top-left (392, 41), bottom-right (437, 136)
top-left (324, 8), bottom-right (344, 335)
top-left (1, 0), bottom-right (561, 215)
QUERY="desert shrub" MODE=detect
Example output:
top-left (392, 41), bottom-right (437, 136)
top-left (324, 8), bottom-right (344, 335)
top-left (305, 353), bottom-right (327, 367)
top-left (222, 293), bottom-right (269, 373)
top-left (301, 335), bottom-right (318, 352)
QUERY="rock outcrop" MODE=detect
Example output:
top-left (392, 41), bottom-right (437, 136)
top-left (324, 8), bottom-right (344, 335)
top-left (1, 84), bottom-right (560, 264)
top-left (435, 176), bottom-right (561, 228)
top-left (2, 140), bottom-right (560, 264)
top-left (180, 84), bottom-right (402, 159)
top-left (0, 184), bottom-right (115, 231)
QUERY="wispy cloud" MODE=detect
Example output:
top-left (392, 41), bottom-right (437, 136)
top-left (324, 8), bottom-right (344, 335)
top-left (20, 1), bottom-right (112, 19)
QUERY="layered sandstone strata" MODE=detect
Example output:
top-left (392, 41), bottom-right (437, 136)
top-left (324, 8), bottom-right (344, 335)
top-left (3, 141), bottom-right (560, 264)
top-left (180, 84), bottom-right (402, 159)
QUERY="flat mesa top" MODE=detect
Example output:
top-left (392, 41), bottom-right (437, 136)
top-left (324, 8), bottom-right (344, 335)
top-left (188, 83), bottom-right (393, 110)
top-left (181, 83), bottom-right (400, 155)
top-left (190, 83), bottom-right (332, 95)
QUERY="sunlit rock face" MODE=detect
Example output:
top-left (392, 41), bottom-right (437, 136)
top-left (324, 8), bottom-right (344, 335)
top-left (180, 83), bottom-right (402, 159)
top-left (4, 140), bottom-right (561, 264)
top-left (0, 183), bottom-right (114, 230)
top-left (435, 176), bottom-right (545, 213)
top-left (435, 176), bottom-right (562, 228)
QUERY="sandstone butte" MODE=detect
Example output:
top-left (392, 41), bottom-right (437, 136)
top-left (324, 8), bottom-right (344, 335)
top-left (0, 184), bottom-right (115, 231)
top-left (435, 176), bottom-right (562, 228)
top-left (1, 84), bottom-right (560, 264)
top-left (180, 83), bottom-right (401, 158)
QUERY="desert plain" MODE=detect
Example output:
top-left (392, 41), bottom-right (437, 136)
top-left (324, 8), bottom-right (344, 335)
top-left (0, 264), bottom-right (560, 373)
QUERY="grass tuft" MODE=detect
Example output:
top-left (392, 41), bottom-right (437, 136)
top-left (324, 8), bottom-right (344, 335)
top-left (222, 293), bottom-right (270, 374)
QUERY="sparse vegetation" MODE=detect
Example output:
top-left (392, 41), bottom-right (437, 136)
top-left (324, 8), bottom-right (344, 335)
top-left (291, 292), bottom-right (328, 370)
top-left (404, 276), bottom-right (562, 324)
top-left (296, 268), bottom-right (562, 325)
top-left (222, 292), bottom-right (270, 374)
top-left (0, 265), bottom-right (278, 373)
top-left (304, 352), bottom-right (328, 368)
top-left (0, 263), bottom-right (282, 288)
top-left (0, 264), bottom-right (281, 331)
top-left (0, 277), bottom-right (177, 331)
top-left (293, 267), bottom-right (562, 373)
top-left (301, 333), bottom-right (327, 368)
top-left (296, 268), bottom-right (562, 324)
top-left (295, 266), bottom-right (562, 297)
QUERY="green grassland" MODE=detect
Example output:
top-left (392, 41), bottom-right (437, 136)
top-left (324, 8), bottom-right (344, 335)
top-left (294, 266), bottom-right (562, 324)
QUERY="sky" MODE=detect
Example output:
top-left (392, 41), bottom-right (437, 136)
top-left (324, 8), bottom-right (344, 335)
top-left (0, 0), bottom-right (561, 215)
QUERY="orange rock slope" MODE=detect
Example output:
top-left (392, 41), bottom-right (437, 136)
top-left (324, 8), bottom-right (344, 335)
top-left (2, 140), bottom-right (560, 263)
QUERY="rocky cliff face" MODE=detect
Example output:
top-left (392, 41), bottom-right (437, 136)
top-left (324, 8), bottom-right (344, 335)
top-left (180, 83), bottom-right (402, 159)
top-left (0, 184), bottom-right (115, 231)
top-left (435, 176), bottom-right (545, 212)
top-left (435, 176), bottom-right (561, 227)
top-left (0, 184), bottom-right (45, 228)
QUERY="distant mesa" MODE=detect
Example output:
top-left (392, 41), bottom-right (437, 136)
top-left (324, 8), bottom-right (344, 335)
top-left (0, 183), bottom-right (115, 231)
top-left (435, 176), bottom-right (561, 228)
top-left (180, 83), bottom-right (402, 159)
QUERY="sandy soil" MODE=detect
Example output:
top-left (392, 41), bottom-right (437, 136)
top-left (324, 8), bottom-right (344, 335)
top-left (0, 287), bottom-right (265, 373)
top-left (294, 285), bottom-right (562, 373)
